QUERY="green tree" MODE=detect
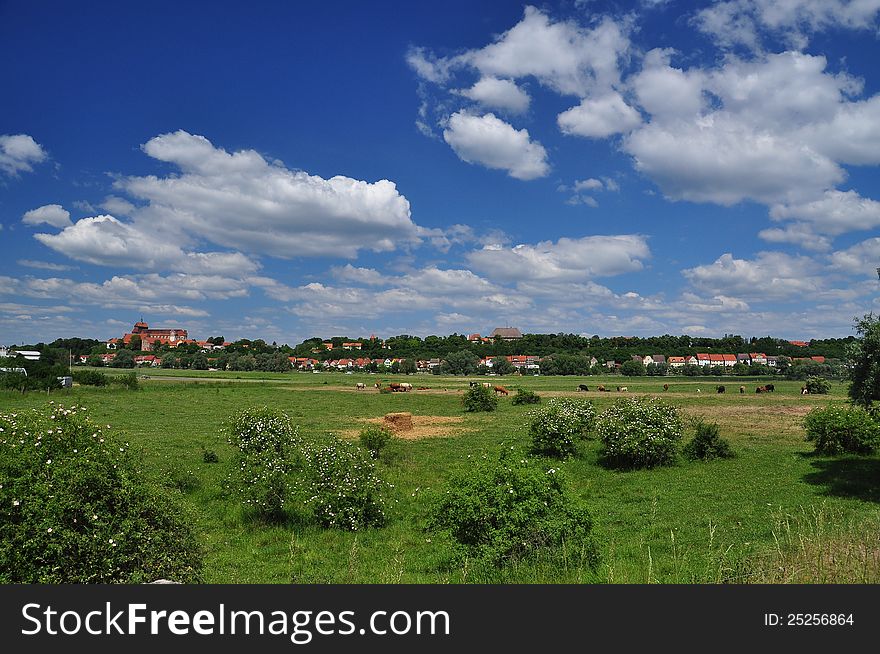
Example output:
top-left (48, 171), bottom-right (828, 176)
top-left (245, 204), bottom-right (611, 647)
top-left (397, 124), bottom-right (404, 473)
top-left (848, 314), bottom-right (880, 410)
top-left (400, 358), bottom-right (417, 375)
top-left (111, 349), bottom-right (135, 368)
top-left (128, 335), bottom-right (142, 351)
top-left (620, 360), bottom-right (645, 376)
top-left (441, 349), bottom-right (480, 375)
top-left (491, 356), bottom-right (515, 375)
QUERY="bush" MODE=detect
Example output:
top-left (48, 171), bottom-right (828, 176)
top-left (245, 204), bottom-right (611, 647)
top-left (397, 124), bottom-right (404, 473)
top-left (683, 420), bottom-right (734, 461)
top-left (0, 403), bottom-right (202, 582)
top-left (805, 376), bottom-right (831, 395)
top-left (72, 370), bottom-right (108, 387)
top-left (225, 407), bottom-right (303, 520)
top-left (463, 385), bottom-right (498, 412)
top-left (359, 424), bottom-right (393, 459)
top-left (109, 372), bottom-right (139, 390)
top-left (305, 438), bottom-right (392, 531)
top-left (202, 449), bottom-right (219, 463)
top-left (511, 388), bottom-right (541, 405)
top-left (428, 450), bottom-right (598, 567)
top-left (803, 405), bottom-right (880, 455)
top-left (596, 397), bottom-right (683, 468)
top-left (528, 398), bottom-right (596, 458)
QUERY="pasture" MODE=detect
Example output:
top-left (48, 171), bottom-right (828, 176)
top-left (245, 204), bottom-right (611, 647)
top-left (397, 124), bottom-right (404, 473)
top-left (2, 371), bottom-right (879, 583)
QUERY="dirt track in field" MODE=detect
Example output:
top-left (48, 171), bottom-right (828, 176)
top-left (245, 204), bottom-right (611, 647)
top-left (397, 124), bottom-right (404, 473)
top-left (338, 415), bottom-right (471, 440)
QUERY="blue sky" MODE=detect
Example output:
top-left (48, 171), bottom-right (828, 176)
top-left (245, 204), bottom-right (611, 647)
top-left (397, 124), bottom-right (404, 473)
top-left (2, 0), bottom-right (880, 346)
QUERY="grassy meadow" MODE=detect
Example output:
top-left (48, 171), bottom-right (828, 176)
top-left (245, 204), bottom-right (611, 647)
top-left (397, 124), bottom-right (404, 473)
top-left (2, 370), bottom-right (879, 583)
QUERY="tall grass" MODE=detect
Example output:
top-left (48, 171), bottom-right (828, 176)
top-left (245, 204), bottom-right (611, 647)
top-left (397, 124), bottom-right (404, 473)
top-left (734, 504), bottom-right (880, 584)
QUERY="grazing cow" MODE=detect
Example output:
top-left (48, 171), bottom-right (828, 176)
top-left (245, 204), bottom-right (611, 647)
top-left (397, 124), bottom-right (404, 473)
top-left (494, 385), bottom-right (509, 396)
top-left (356, 382), bottom-right (366, 390)
top-left (482, 382), bottom-right (492, 389)
top-left (375, 382), bottom-right (381, 389)
top-left (801, 386), bottom-right (809, 395)
top-left (617, 386), bottom-right (628, 392)
top-left (469, 381), bottom-right (479, 388)
top-left (399, 382), bottom-right (412, 392)
top-left (717, 385), bottom-right (725, 394)
top-left (766, 384), bottom-right (775, 392)
top-left (755, 385), bottom-right (768, 393)
top-left (740, 385), bottom-right (745, 394)
top-left (597, 385), bottom-right (606, 392)
top-left (696, 388), bottom-right (701, 394)
top-left (663, 383), bottom-right (669, 392)
top-left (577, 384), bottom-right (589, 392)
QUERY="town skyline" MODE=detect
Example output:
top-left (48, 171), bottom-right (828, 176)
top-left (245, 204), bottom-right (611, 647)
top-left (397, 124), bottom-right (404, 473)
top-left (3, 1), bottom-right (880, 346)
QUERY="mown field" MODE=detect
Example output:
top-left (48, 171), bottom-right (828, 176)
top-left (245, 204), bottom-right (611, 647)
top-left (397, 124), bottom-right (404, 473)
top-left (3, 371), bottom-right (879, 583)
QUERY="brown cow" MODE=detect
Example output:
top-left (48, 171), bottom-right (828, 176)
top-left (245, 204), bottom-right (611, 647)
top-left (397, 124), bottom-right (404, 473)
top-left (494, 385), bottom-right (509, 396)
top-left (663, 383), bottom-right (669, 391)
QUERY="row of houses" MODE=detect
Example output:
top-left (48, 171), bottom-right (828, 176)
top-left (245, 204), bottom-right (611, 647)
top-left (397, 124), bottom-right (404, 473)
top-left (632, 353), bottom-right (826, 368)
top-left (78, 348), bottom-right (830, 372)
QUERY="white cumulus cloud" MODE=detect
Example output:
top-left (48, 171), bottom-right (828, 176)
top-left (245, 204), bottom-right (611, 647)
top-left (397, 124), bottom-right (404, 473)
top-left (458, 77), bottom-right (531, 114)
top-left (558, 92), bottom-right (642, 138)
top-left (0, 134), bottom-right (47, 176)
top-left (117, 130), bottom-right (420, 258)
top-left (466, 234), bottom-right (650, 282)
top-left (22, 204), bottom-right (72, 229)
top-left (442, 112), bottom-right (549, 180)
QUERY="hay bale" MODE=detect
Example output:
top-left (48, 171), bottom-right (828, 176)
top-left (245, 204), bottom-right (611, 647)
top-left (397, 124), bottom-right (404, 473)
top-left (383, 412), bottom-right (413, 432)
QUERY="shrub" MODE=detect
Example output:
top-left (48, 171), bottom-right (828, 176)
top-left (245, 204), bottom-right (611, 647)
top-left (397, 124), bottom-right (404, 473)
top-left (305, 437), bottom-right (392, 530)
top-left (463, 385), bottom-right (498, 412)
top-left (72, 370), bottom-right (108, 387)
top-left (0, 403), bottom-right (202, 583)
top-left (805, 376), bottom-right (831, 395)
top-left (359, 424), bottom-right (393, 459)
top-left (225, 406), bottom-right (303, 520)
top-left (109, 372), bottom-right (139, 390)
top-left (683, 420), bottom-right (734, 461)
top-left (596, 397), bottom-right (683, 468)
top-left (511, 388), bottom-right (541, 405)
top-left (202, 449), bottom-right (219, 464)
top-left (803, 405), bottom-right (880, 455)
top-left (428, 450), bottom-right (598, 567)
top-left (528, 398), bottom-right (596, 458)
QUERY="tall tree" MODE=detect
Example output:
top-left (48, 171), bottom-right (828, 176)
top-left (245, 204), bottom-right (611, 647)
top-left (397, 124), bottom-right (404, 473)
top-left (848, 314), bottom-right (880, 411)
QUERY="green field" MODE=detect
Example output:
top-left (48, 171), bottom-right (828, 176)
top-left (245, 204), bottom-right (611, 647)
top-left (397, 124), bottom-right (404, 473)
top-left (3, 371), bottom-right (878, 583)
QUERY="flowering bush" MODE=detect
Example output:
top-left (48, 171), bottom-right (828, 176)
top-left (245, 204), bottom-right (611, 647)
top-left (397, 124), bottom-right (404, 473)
top-left (803, 405), bottom-right (880, 455)
top-left (225, 406), bottom-right (303, 520)
top-left (596, 397), bottom-right (682, 468)
top-left (0, 403), bottom-right (202, 583)
top-left (428, 450), bottom-right (598, 567)
top-left (305, 438), bottom-right (392, 531)
top-left (463, 385), bottom-right (498, 412)
top-left (528, 398), bottom-right (596, 458)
